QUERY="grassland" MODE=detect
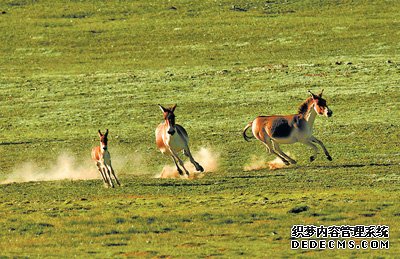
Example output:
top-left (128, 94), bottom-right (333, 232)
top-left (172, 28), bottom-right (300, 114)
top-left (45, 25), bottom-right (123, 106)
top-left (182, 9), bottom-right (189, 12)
top-left (0, 0), bottom-right (399, 257)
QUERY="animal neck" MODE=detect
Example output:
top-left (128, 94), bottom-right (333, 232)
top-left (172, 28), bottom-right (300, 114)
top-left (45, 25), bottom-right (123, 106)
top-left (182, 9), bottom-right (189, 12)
top-left (298, 98), bottom-right (317, 125)
top-left (163, 120), bottom-right (169, 127)
top-left (305, 106), bottom-right (317, 125)
top-left (100, 144), bottom-right (107, 154)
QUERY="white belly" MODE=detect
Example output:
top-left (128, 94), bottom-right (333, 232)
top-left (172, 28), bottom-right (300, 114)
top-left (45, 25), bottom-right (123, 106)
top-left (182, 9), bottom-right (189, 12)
top-left (102, 151), bottom-right (112, 165)
top-left (164, 133), bottom-right (186, 152)
top-left (272, 127), bottom-right (312, 144)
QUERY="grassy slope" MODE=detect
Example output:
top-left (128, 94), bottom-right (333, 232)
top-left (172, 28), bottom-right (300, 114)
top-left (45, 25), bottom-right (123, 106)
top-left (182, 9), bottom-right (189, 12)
top-left (0, 0), bottom-right (399, 257)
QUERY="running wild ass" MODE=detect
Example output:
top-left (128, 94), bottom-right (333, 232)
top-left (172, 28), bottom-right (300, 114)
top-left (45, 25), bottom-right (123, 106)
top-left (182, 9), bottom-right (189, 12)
top-left (243, 90), bottom-right (333, 165)
top-left (92, 129), bottom-right (121, 187)
top-left (156, 104), bottom-right (204, 176)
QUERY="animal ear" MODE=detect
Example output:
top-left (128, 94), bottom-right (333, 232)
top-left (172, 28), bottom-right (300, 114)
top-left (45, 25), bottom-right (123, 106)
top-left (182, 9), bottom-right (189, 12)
top-left (104, 129), bottom-right (109, 137)
top-left (98, 130), bottom-right (103, 137)
top-left (308, 90), bottom-right (317, 100)
top-left (171, 104), bottom-right (177, 112)
top-left (318, 89), bottom-right (324, 97)
top-left (158, 104), bottom-right (167, 113)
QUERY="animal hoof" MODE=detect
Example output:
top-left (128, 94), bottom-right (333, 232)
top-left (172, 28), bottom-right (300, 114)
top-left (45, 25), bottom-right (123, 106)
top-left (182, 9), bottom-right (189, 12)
top-left (177, 170), bottom-right (184, 176)
top-left (197, 165), bottom-right (204, 172)
top-left (327, 155), bottom-right (332, 161)
top-left (290, 160), bottom-right (297, 165)
top-left (283, 160), bottom-right (290, 166)
top-left (310, 156), bottom-right (315, 162)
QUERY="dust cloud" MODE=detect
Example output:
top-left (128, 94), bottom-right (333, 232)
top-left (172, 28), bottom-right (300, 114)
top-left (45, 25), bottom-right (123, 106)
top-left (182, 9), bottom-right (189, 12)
top-left (155, 147), bottom-right (219, 179)
top-left (1, 153), bottom-right (99, 184)
top-left (111, 149), bottom-right (150, 176)
top-left (244, 154), bottom-right (291, 171)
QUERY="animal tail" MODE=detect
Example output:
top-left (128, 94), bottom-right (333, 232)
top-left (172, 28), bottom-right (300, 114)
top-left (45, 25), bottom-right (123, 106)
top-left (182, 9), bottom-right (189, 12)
top-left (243, 121), bottom-right (253, 142)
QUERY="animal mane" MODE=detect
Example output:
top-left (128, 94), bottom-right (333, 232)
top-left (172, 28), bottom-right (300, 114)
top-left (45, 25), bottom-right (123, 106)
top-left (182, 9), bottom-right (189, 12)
top-left (297, 97), bottom-right (313, 116)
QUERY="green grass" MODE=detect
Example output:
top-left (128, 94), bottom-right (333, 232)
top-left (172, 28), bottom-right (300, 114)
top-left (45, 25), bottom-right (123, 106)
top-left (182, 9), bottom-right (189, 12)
top-left (0, 0), bottom-right (399, 257)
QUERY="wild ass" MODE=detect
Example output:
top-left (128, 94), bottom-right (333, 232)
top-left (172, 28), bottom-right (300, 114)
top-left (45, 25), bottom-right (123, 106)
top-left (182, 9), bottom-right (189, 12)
top-left (243, 90), bottom-right (333, 165)
top-left (91, 129), bottom-right (120, 187)
top-left (156, 104), bottom-right (204, 176)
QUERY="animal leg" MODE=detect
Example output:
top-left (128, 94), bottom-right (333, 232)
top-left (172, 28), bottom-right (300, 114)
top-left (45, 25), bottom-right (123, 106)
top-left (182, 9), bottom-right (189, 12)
top-left (311, 136), bottom-right (332, 161)
top-left (103, 166), bottom-right (114, 188)
top-left (272, 141), bottom-right (297, 164)
top-left (171, 156), bottom-right (184, 176)
top-left (96, 162), bottom-right (107, 184)
top-left (261, 138), bottom-right (290, 166)
top-left (301, 140), bottom-right (319, 162)
top-left (108, 163), bottom-right (121, 186)
top-left (100, 167), bottom-right (111, 187)
top-left (183, 147), bottom-right (204, 172)
top-left (171, 149), bottom-right (190, 176)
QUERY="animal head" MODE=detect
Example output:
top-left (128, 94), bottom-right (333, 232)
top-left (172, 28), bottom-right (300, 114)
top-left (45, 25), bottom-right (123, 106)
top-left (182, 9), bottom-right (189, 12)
top-left (98, 129), bottom-right (109, 150)
top-left (309, 90), bottom-right (333, 117)
top-left (159, 104), bottom-right (177, 135)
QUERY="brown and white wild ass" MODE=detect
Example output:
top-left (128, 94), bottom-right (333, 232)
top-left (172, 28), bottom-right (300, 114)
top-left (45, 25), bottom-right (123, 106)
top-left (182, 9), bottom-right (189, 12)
top-left (156, 104), bottom-right (204, 176)
top-left (92, 129), bottom-right (120, 187)
top-left (243, 90), bottom-right (333, 165)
